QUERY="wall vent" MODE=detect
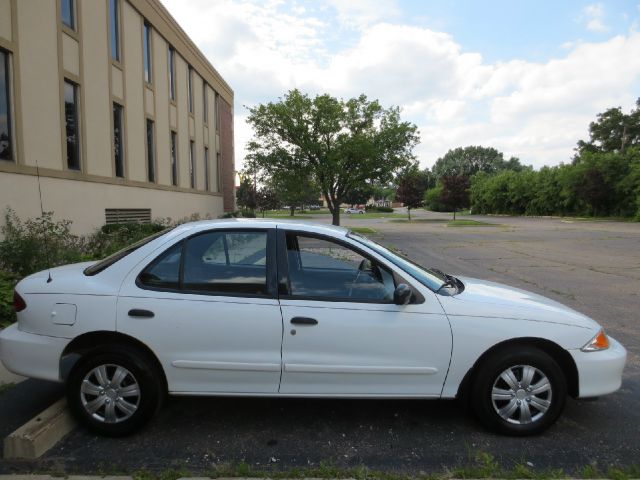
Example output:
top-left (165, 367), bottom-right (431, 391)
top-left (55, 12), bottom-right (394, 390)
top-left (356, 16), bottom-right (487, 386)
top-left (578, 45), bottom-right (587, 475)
top-left (105, 208), bottom-right (152, 225)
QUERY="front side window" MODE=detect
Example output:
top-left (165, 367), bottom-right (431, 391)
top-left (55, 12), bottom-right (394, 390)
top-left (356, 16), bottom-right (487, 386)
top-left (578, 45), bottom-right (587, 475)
top-left (146, 119), bottom-right (155, 182)
top-left (143, 22), bottom-right (152, 84)
top-left (183, 231), bottom-right (268, 295)
top-left (61, 0), bottom-right (75, 30)
top-left (109, 0), bottom-right (120, 61)
top-left (285, 234), bottom-right (396, 302)
top-left (0, 49), bottom-right (13, 162)
top-left (113, 102), bottom-right (124, 177)
top-left (64, 80), bottom-right (81, 170)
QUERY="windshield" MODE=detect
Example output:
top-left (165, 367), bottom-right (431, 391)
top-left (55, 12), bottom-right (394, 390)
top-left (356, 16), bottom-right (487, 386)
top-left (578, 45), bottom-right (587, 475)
top-left (84, 227), bottom-right (173, 276)
top-left (348, 232), bottom-right (446, 291)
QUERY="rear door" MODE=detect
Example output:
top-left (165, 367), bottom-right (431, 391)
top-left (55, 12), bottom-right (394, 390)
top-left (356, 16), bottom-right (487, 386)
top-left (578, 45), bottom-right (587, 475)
top-left (117, 228), bottom-right (284, 394)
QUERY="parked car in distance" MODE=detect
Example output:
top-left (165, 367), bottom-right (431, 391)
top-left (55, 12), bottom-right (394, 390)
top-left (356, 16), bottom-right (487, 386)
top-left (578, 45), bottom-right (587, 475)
top-left (344, 208), bottom-right (365, 214)
top-left (0, 220), bottom-right (626, 437)
top-left (308, 205), bottom-right (322, 210)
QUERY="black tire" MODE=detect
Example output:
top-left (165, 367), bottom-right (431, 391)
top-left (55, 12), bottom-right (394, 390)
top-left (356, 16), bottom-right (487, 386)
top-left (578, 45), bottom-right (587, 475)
top-left (470, 346), bottom-right (567, 436)
top-left (66, 344), bottom-right (164, 436)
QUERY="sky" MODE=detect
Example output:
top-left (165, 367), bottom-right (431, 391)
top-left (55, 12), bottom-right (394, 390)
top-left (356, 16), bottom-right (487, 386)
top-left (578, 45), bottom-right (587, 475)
top-left (161, 0), bottom-right (640, 170)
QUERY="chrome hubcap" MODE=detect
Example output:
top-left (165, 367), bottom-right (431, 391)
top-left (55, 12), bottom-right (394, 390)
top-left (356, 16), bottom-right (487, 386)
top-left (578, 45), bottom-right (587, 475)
top-left (80, 364), bottom-right (141, 423)
top-left (491, 364), bottom-right (552, 425)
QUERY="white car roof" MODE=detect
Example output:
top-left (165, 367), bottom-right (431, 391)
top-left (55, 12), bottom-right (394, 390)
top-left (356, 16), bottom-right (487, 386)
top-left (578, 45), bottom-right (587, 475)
top-left (172, 218), bottom-right (350, 237)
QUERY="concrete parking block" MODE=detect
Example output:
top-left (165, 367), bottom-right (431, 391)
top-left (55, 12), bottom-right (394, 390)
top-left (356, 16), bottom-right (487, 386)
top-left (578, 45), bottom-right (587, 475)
top-left (3, 399), bottom-right (76, 459)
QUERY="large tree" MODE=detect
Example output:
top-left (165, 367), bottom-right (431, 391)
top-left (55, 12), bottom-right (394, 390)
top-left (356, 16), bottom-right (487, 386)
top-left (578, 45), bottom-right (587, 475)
top-left (576, 98), bottom-right (640, 157)
top-left (432, 146), bottom-right (524, 178)
top-left (246, 89), bottom-right (418, 225)
top-left (266, 169), bottom-right (321, 216)
top-left (236, 176), bottom-right (256, 212)
top-left (255, 186), bottom-right (281, 217)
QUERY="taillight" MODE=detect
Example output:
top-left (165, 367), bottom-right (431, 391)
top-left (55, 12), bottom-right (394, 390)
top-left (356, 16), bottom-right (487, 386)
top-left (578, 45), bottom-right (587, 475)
top-left (13, 291), bottom-right (26, 312)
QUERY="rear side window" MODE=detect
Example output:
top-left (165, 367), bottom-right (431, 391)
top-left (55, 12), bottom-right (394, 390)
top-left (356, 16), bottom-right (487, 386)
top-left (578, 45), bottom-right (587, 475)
top-left (184, 231), bottom-right (268, 295)
top-left (137, 230), bottom-right (270, 296)
top-left (138, 242), bottom-right (182, 289)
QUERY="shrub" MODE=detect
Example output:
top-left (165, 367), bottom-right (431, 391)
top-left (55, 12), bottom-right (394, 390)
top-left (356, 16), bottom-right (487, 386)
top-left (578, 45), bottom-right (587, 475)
top-left (0, 270), bottom-right (17, 327)
top-left (86, 222), bottom-right (167, 259)
top-left (0, 208), bottom-right (85, 278)
top-left (365, 206), bottom-right (394, 212)
top-left (424, 185), bottom-right (445, 211)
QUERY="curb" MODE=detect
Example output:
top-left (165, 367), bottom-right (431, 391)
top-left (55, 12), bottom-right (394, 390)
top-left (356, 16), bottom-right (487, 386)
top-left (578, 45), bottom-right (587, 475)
top-left (3, 399), bottom-right (77, 459)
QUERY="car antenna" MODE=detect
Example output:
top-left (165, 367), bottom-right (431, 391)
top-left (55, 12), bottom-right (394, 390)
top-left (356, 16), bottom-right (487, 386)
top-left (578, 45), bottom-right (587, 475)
top-left (34, 157), bottom-right (53, 283)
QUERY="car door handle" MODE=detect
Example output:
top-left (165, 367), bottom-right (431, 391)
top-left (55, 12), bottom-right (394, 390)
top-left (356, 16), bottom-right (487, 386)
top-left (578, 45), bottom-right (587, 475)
top-left (128, 309), bottom-right (155, 318)
top-left (290, 317), bottom-right (318, 326)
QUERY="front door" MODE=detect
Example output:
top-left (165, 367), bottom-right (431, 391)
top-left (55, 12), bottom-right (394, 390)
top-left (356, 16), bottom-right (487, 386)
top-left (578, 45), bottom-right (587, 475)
top-left (117, 228), bottom-right (283, 394)
top-left (278, 231), bottom-right (452, 396)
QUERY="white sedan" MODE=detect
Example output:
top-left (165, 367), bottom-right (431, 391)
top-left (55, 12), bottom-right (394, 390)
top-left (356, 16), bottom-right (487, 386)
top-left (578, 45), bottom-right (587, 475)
top-left (344, 208), bottom-right (365, 214)
top-left (0, 220), bottom-right (626, 436)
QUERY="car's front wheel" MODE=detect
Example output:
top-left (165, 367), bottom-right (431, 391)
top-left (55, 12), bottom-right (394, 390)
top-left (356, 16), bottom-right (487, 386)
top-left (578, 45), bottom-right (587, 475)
top-left (471, 346), bottom-right (567, 436)
top-left (66, 345), bottom-right (164, 436)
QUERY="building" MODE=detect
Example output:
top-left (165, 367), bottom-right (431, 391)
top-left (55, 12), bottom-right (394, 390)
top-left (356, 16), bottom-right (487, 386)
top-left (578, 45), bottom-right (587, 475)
top-left (0, 0), bottom-right (235, 233)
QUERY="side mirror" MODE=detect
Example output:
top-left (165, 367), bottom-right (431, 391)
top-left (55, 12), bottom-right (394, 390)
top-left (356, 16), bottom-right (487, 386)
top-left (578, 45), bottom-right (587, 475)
top-left (393, 283), bottom-right (412, 305)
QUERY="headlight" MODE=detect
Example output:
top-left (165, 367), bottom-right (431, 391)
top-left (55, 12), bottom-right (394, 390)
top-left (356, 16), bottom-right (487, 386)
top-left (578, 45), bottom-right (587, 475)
top-left (581, 329), bottom-right (610, 352)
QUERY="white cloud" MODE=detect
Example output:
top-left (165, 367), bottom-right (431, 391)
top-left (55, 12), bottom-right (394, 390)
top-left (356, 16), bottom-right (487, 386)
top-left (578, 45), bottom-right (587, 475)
top-left (581, 3), bottom-right (609, 32)
top-left (325, 0), bottom-right (401, 29)
top-left (161, 0), bottom-right (640, 171)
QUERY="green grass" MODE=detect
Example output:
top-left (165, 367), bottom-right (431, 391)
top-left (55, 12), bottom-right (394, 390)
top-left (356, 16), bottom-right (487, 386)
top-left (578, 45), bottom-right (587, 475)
top-left (447, 219), bottom-right (500, 227)
top-left (27, 454), bottom-right (640, 480)
top-left (347, 227), bottom-right (377, 234)
top-left (263, 214), bottom-right (313, 220)
top-left (390, 218), bottom-right (448, 223)
top-left (265, 209), bottom-right (331, 215)
top-left (345, 212), bottom-right (407, 219)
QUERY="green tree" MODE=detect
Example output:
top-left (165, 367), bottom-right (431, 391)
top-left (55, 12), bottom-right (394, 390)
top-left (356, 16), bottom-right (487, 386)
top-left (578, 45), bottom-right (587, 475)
top-left (432, 146), bottom-right (524, 178)
top-left (576, 98), bottom-right (640, 156)
top-left (246, 89), bottom-right (418, 225)
top-left (344, 183), bottom-right (374, 206)
top-left (267, 170), bottom-right (321, 216)
top-left (236, 176), bottom-right (256, 212)
top-left (255, 186), bottom-right (280, 217)
top-left (441, 175), bottom-right (470, 220)
top-left (396, 168), bottom-right (427, 220)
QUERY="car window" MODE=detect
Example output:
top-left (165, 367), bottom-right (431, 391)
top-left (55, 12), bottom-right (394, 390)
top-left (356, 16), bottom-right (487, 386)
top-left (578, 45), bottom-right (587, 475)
top-left (138, 241), bottom-right (182, 289)
top-left (183, 231), bottom-right (268, 295)
top-left (286, 234), bottom-right (395, 302)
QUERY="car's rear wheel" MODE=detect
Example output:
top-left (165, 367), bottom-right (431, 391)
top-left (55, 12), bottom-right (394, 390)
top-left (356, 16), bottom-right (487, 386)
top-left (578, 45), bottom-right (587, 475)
top-left (66, 345), bottom-right (163, 436)
top-left (470, 346), bottom-right (567, 436)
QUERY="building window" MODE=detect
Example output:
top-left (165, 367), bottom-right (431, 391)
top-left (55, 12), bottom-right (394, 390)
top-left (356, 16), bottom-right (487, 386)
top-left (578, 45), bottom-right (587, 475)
top-left (109, 0), bottom-right (120, 62)
top-left (204, 146), bottom-right (210, 191)
top-left (146, 119), bottom-right (155, 182)
top-left (187, 66), bottom-right (194, 113)
top-left (64, 80), bottom-right (81, 170)
top-left (170, 131), bottom-right (178, 186)
top-left (189, 140), bottom-right (196, 188)
top-left (113, 103), bottom-right (124, 177)
top-left (61, 0), bottom-right (75, 30)
top-left (214, 92), bottom-right (220, 131)
top-left (189, 140), bottom-right (195, 188)
top-left (168, 47), bottom-right (176, 101)
top-left (203, 83), bottom-right (208, 123)
top-left (0, 49), bottom-right (13, 162)
top-left (216, 152), bottom-right (221, 192)
top-left (143, 22), bottom-right (152, 84)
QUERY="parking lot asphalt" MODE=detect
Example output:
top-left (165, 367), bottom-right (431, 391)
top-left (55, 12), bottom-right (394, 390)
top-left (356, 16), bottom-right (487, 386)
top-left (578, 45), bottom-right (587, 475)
top-left (2, 212), bottom-right (639, 475)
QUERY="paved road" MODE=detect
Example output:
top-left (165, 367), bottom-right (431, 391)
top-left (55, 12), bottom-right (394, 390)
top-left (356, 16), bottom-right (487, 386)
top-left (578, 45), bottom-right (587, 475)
top-left (2, 213), bottom-right (639, 475)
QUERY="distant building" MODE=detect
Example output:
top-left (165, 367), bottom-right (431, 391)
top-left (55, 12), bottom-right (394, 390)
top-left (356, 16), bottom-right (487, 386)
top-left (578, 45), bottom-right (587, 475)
top-left (0, 0), bottom-right (235, 233)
